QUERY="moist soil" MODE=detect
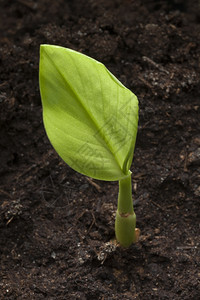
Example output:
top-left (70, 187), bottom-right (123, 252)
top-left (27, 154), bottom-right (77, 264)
top-left (0, 1), bottom-right (200, 299)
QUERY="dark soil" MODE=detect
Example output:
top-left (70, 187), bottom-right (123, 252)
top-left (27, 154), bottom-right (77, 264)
top-left (0, 0), bottom-right (200, 299)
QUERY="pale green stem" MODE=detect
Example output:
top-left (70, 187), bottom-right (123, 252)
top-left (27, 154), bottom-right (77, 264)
top-left (115, 173), bottom-right (136, 247)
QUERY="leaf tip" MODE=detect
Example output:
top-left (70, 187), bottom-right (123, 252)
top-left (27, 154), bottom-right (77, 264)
top-left (40, 44), bottom-right (51, 55)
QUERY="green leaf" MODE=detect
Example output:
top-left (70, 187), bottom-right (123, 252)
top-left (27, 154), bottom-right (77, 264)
top-left (39, 45), bottom-right (138, 181)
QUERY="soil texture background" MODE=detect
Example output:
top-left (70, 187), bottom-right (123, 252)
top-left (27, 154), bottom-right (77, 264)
top-left (0, 0), bottom-right (200, 299)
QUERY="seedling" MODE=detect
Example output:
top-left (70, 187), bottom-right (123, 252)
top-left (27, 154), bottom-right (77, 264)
top-left (39, 45), bottom-right (139, 247)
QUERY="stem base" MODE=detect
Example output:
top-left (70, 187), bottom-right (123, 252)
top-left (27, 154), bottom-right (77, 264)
top-left (115, 209), bottom-right (136, 247)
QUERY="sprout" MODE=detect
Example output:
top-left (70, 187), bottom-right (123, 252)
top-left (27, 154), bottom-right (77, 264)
top-left (39, 44), bottom-right (139, 247)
